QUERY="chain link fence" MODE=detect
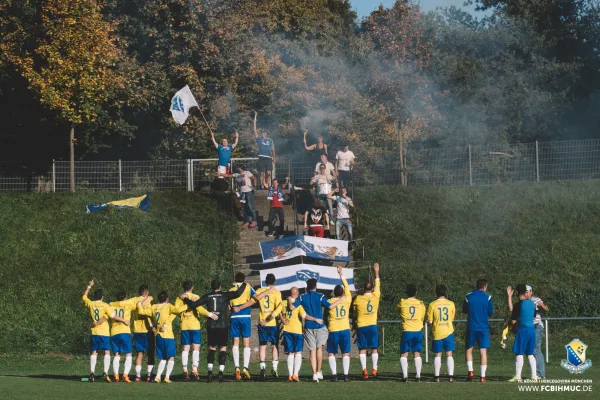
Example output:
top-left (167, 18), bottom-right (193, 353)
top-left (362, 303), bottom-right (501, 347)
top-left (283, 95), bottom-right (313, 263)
top-left (2, 139), bottom-right (600, 192)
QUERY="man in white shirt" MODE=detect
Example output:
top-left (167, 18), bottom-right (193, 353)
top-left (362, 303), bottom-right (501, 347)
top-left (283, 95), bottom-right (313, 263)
top-left (336, 144), bottom-right (355, 189)
top-left (327, 187), bottom-right (354, 241)
top-left (311, 164), bottom-right (335, 225)
top-left (526, 285), bottom-right (549, 378)
top-left (314, 154), bottom-right (337, 182)
top-left (234, 165), bottom-right (257, 228)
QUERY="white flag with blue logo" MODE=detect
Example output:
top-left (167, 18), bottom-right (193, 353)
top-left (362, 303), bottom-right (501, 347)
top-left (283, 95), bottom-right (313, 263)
top-left (259, 263), bottom-right (356, 291)
top-left (260, 235), bottom-right (350, 263)
top-left (170, 85), bottom-right (199, 125)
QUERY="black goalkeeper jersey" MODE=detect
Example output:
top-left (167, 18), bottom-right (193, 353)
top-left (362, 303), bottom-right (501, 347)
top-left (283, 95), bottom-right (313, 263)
top-left (183, 283), bottom-right (248, 330)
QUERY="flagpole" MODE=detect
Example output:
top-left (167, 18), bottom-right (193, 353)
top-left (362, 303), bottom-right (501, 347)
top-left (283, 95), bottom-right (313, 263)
top-left (198, 108), bottom-right (214, 135)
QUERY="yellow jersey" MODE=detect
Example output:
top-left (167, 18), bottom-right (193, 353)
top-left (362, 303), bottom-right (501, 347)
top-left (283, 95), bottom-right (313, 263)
top-left (111, 296), bottom-right (151, 333)
top-left (327, 277), bottom-right (352, 333)
top-left (353, 278), bottom-right (380, 328)
top-left (427, 298), bottom-right (455, 340)
top-left (397, 298), bottom-right (426, 332)
top-left (254, 287), bottom-right (283, 327)
top-left (229, 283), bottom-right (256, 318)
top-left (282, 304), bottom-right (306, 335)
top-left (137, 302), bottom-right (186, 339)
top-left (83, 295), bottom-right (111, 337)
top-left (175, 293), bottom-right (210, 331)
top-left (109, 298), bottom-right (138, 336)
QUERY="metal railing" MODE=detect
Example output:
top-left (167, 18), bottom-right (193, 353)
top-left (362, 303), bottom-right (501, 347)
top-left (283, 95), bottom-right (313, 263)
top-left (3, 138), bottom-right (600, 192)
top-left (379, 317), bottom-right (600, 363)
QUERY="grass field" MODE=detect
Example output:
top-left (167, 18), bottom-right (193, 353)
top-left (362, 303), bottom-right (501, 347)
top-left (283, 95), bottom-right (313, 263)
top-left (0, 353), bottom-right (596, 399)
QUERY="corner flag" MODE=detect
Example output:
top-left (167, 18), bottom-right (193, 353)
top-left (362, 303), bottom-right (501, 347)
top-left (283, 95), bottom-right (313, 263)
top-left (170, 85), bottom-right (198, 125)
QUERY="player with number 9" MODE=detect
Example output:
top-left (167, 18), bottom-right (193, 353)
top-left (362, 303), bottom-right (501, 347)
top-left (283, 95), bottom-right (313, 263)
top-left (82, 280), bottom-right (112, 383)
top-left (397, 284), bottom-right (426, 382)
top-left (326, 266), bottom-right (353, 382)
top-left (353, 263), bottom-right (381, 380)
top-left (427, 284), bottom-right (456, 382)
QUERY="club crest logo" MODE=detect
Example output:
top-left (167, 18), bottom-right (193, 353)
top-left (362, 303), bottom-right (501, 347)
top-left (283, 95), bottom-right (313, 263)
top-left (296, 270), bottom-right (320, 282)
top-left (171, 95), bottom-right (184, 112)
top-left (561, 339), bottom-right (592, 374)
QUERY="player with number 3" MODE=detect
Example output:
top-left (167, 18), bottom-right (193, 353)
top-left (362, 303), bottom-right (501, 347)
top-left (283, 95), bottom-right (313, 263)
top-left (397, 283), bottom-right (426, 382)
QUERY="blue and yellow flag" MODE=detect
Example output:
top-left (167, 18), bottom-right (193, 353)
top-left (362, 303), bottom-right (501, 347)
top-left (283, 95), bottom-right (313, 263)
top-left (87, 193), bottom-right (150, 213)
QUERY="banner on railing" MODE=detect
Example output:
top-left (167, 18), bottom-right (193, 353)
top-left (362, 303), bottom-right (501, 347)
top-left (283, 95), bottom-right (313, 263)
top-left (259, 264), bottom-right (355, 291)
top-left (260, 235), bottom-right (350, 263)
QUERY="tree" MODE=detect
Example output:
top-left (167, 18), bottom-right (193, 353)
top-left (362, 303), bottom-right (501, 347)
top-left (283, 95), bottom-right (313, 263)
top-left (1, 0), bottom-right (126, 191)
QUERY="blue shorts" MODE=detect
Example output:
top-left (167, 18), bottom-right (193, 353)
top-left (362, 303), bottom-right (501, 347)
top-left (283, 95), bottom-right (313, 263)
top-left (465, 330), bottom-right (490, 349)
top-left (156, 335), bottom-right (176, 360)
top-left (512, 327), bottom-right (536, 355)
top-left (258, 325), bottom-right (279, 345)
top-left (432, 333), bottom-right (456, 353)
top-left (181, 330), bottom-right (202, 346)
top-left (283, 332), bottom-right (303, 353)
top-left (229, 318), bottom-right (252, 339)
top-left (134, 333), bottom-right (148, 352)
top-left (90, 335), bottom-right (111, 352)
top-left (357, 325), bottom-right (379, 350)
top-left (111, 333), bottom-right (133, 354)
top-left (400, 331), bottom-right (423, 353)
top-left (327, 330), bottom-right (351, 354)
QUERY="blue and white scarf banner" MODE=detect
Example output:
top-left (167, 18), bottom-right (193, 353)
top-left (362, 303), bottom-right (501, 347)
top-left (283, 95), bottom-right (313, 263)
top-left (260, 235), bottom-right (350, 263)
top-left (259, 264), bottom-right (355, 291)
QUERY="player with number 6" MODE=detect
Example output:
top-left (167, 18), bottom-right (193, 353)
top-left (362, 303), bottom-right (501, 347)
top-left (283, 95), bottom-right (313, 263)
top-left (397, 283), bottom-right (426, 382)
top-left (353, 263), bottom-right (381, 380)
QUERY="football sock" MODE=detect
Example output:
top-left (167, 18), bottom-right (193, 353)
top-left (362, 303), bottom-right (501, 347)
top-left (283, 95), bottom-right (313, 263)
top-left (515, 355), bottom-right (524, 378)
top-left (328, 356), bottom-right (337, 375)
top-left (219, 364), bottom-right (225, 372)
top-left (103, 354), bottom-right (111, 374)
top-left (232, 346), bottom-right (240, 368)
top-left (434, 356), bottom-right (442, 376)
top-left (447, 356), bottom-right (455, 376)
top-left (467, 360), bottom-right (473, 372)
top-left (90, 355), bottom-right (97, 374)
top-left (124, 355), bottom-right (132, 375)
top-left (181, 350), bottom-right (189, 371)
top-left (527, 355), bottom-right (536, 379)
top-left (287, 354), bottom-right (294, 376)
top-left (135, 365), bottom-right (142, 378)
top-left (208, 349), bottom-right (216, 365)
top-left (342, 356), bottom-right (350, 375)
top-left (372, 353), bottom-right (379, 370)
top-left (192, 350), bottom-right (200, 370)
top-left (481, 365), bottom-right (487, 378)
top-left (166, 360), bottom-right (174, 379)
top-left (294, 353), bottom-right (302, 376)
top-left (414, 357), bottom-right (422, 378)
top-left (147, 365), bottom-right (154, 377)
top-left (208, 363), bottom-right (214, 372)
top-left (273, 360), bottom-right (279, 371)
top-left (400, 356), bottom-right (408, 378)
top-left (243, 347), bottom-right (251, 369)
top-left (112, 355), bottom-right (120, 375)
top-left (156, 360), bottom-right (166, 379)
top-left (359, 354), bottom-right (367, 370)
top-left (219, 351), bottom-right (227, 371)
top-left (260, 361), bottom-right (266, 370)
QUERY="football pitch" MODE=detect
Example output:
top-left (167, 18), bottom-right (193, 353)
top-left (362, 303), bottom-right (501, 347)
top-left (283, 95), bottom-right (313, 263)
top-left (0, 353), bottom-right (596, 399)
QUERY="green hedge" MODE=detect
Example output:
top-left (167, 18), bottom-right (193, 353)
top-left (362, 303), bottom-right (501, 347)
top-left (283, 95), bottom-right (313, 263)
top-left (0, 192), bottom-right (236, 354)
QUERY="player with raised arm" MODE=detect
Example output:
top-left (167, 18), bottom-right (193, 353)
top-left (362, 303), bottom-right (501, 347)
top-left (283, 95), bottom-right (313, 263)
top-left (174, 280), bottom-right (211, 381)
top-left (137, 292), bottom-right (188, 383)
top-left (280, 287), bottom-right (323, 382)
top-left (326, 266), bottom-right (353, 382)
top-left (353, 263), bottom-right (381, 380)
top-left (254, 112), bottom-right (276, 190)
top-left (229, 272), bottom-right (257, 380)
top-left (463, 279), bottom-right (494, 382)
top-left (82, 280), bottom-right (112, 383)
top-left (182, 280), bottom-right (248, 382)
top-left (108, 291), bottom-right (137, 383)
top-left (397, 284), bottom-right (426, 382)
top-left (211, 130), bottom-right (238, 178)
top-left (232, 274), bottom-right (281, 381)
top-left (508, 284), bottom-right (538, 383)
top-left (427, 284), bottom-right (456, 382)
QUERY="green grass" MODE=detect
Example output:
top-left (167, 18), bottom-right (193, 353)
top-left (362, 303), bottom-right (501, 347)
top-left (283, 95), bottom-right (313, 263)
top-left (0, 353), bottom-right (596, 399)
top-left (0, 191), bottom-right (237, 354)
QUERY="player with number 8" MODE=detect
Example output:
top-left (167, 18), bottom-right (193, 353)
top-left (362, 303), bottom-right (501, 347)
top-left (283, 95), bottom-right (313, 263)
top-left (82, 280), bottom-right (113, 383)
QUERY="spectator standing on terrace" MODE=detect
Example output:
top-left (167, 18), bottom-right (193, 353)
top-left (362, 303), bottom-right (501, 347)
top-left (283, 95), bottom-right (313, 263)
top-left (304, 133), bottom-right (328, 163)
top-left (314, 154), bottom-right (337, 183)
top-left (254, 112), bottom-right (276, 190)
top-left (336, 144), bottom-right (355, 189)
top-left (311, 164), bottom-right (335, 225)
top-left (328, 187), bottom-right (354, 241)
top-left (234, 165), bottom-right (257, 228)
top-left (267, 178), bottom-right (285, 237)
top-left (211, 131), bottom-right (238, 177)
